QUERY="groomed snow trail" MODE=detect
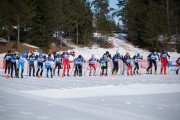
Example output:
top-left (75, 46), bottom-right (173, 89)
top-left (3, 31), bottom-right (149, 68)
top-left (0, 75), bottom-right (180, 120)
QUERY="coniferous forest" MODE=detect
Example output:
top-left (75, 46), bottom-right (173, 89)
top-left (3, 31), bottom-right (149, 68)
top-left (0, 0), bottom-right (179, 52)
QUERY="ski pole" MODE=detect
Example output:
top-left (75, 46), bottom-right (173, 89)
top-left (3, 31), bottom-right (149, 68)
top-left (70, 63), bottom-right (75, 76)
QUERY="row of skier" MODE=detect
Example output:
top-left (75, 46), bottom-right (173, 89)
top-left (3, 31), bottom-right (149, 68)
top-left (3, 50), bottom-right (180, 78)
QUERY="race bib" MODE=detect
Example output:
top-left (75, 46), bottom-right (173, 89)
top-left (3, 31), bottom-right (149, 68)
top-left (101, 63), bottom-right (106, 67)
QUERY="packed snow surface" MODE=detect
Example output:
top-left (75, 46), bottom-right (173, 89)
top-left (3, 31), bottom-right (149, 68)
top-left (0, 75), bottom-right (180, 120)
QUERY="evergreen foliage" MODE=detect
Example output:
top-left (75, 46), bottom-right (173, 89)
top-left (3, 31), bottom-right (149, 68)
top-left (116, 0), bottom-right (180, 51)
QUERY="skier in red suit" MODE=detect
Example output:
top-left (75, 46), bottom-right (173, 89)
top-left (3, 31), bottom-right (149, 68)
top-left (160, 50), bottom-right (170, 75)
top-left (61, 50), bottom-right (75, 76)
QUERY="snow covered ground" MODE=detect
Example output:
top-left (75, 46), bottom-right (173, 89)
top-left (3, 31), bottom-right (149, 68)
top-left (0, 75), bottom-right (180, 120)
top-left (0, 35), bottom-right (180, 120)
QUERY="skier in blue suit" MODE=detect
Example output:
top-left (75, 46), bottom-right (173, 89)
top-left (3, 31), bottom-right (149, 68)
top-left (74, 55), bottom-right (84, 77)
top-left (133, 53), bottom-right (143, 75)
top-left (99, 54), bottom-right (109, 76)
top-left (45, 54), bottom-right (54, 78)
top-left (36, 52), bottom-right (45, 77)
top-left (17, 51), bottom-right (27, 78)
top-left (10, 53), bottom-right (18, 78)
top-left (28, 52), bottom-right (36, 77)
top-left (53, 53), bottom-right (62, 76)
top-left (146, 51), bottom-right (160, 74)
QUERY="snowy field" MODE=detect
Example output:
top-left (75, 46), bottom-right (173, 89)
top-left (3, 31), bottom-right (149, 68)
top-left (0, 75), bottom-right (180, 120)
top-left (0, 35), bottom-right (180, 120)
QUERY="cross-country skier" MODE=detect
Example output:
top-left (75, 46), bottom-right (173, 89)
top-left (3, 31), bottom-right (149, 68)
top-left (123, 52), bottom-right (133, 76)
top-left (176, 57), bottom-right (180, 75)
top-left (53, 53), bottom-right (62, 76)
top-left (133, 53), bottom-right (143, 75)
top-left (147, 53), bottom-right (152, 74)
top-left (146, 51), bottom-right (160, 75)
top-left (17, 51), bottom-right (27, 78)
top-left (36, 52), bottom-right (45, 77)
top-left (28, 52), bottom-right (36, 77)
top-left (88, 54), bottom-right (98, 76)
top-left (3, 50), bottom-right (12, 76)
top-left (45, 54), bottom-right (54, 78)
top-left (99, 54), bottom-right (109, 76)
top-left (103, 51), bottom-right (112, 75)
top-left (160, 50), bottom-right (170, 75)
top-left (74, 55), bottom-right (84, 77)
top-left (112, 51), bottom-right (121, 75)
top-left (61, 50), bottom-right (75, 77)
top-left (10, 53), bottom-right (18, 78)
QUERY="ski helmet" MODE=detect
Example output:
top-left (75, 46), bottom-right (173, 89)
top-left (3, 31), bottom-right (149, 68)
top-left (48, 54), bottom-right (51, 57)
top-left (8, 50), bottom-right (11, 53)
top-left (22, 51), bottom-right (27, 55)
top-left (78, 55), bottom-right (82, 58)
top-left (103, 55), bottom-right (107, 58)
top-left (137, 53), bottom-right (140, 57)
top-left (57, 53), bottom-right (61, 57)
top-left (39, 52), bottom-right (43, 56)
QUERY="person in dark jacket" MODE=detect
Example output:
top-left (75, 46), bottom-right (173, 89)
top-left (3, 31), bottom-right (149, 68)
top-left (74, 55), bottom-right (84, 77)
top-left (99, 54), bottom-right (109, 76)
top-left (112, 51), bottom-right (121, 75)
top-left (10, 53), bottom-right (18, 78)
top-left (133, 53), bottom-right (143, 75)
top-left (103, 51), bottom-right (111, 75)
top-left (176, 57), bottom-right (180, 75)
top-left (28, 52), bottom-right (36, 77)
top-left (146, 51), bottom-right (160, 75)
top-left (3, 50), bottom-right (12, 75)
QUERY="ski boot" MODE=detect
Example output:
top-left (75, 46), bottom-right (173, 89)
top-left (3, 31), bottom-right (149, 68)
top-left (21, 74), bottom-right (23, 78)
top-left (79, 73), bottom-right (82, 77)
top-left (146, 69), bottom-right (149, 74)
top-left (154, 70), bottom-right (157, 75)
top-left (133, 70), bottom-right (135, 75)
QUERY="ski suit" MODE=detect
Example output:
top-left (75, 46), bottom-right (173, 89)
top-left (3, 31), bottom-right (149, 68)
top-left (89, 57), bottom-right (97, 76)
top-left (99, 56), bottom-right (109, 75)
top-left (53, 54), bottom-right (62, 76)
top-left (74, 57), bottom-right (84, 76)
top-left (45, 57), bottom-right (54, 78)
top-left (146, 52), bottom-right (160, 74)
top-left (112, 53), bottom-right (121, 75)
top-left (62, 52), bottom-right (74, 76)
top-left (17, 53), bottom-right (27, 78)
top-left (160, 51), bottom-right (170, 74)
top-left (28, 54), bottom-right (36, 76)
top-left (10, 54), bottom-right (17, 77)
top-left (36, 53), bottom-right (45, 76)
top-left (104, 52), bottom-right (112, 74)
top-left (176, 57), bottom-right (180, 74)
top-left (123, 55), bottom-right (132, 75)
top-left (4, 53), bottom-right (11, 75)
top-left (133, 55), bottom-right (142, 74)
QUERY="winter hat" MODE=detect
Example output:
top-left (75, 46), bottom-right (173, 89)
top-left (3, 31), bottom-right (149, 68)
top-left (126, 52), bottom-right (129, 56)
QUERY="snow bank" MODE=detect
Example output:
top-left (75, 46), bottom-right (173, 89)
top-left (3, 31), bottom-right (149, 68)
top-left (22, 43), bottom-right (39, 49)
top-left (22, 84), bottom-right (180, 99)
